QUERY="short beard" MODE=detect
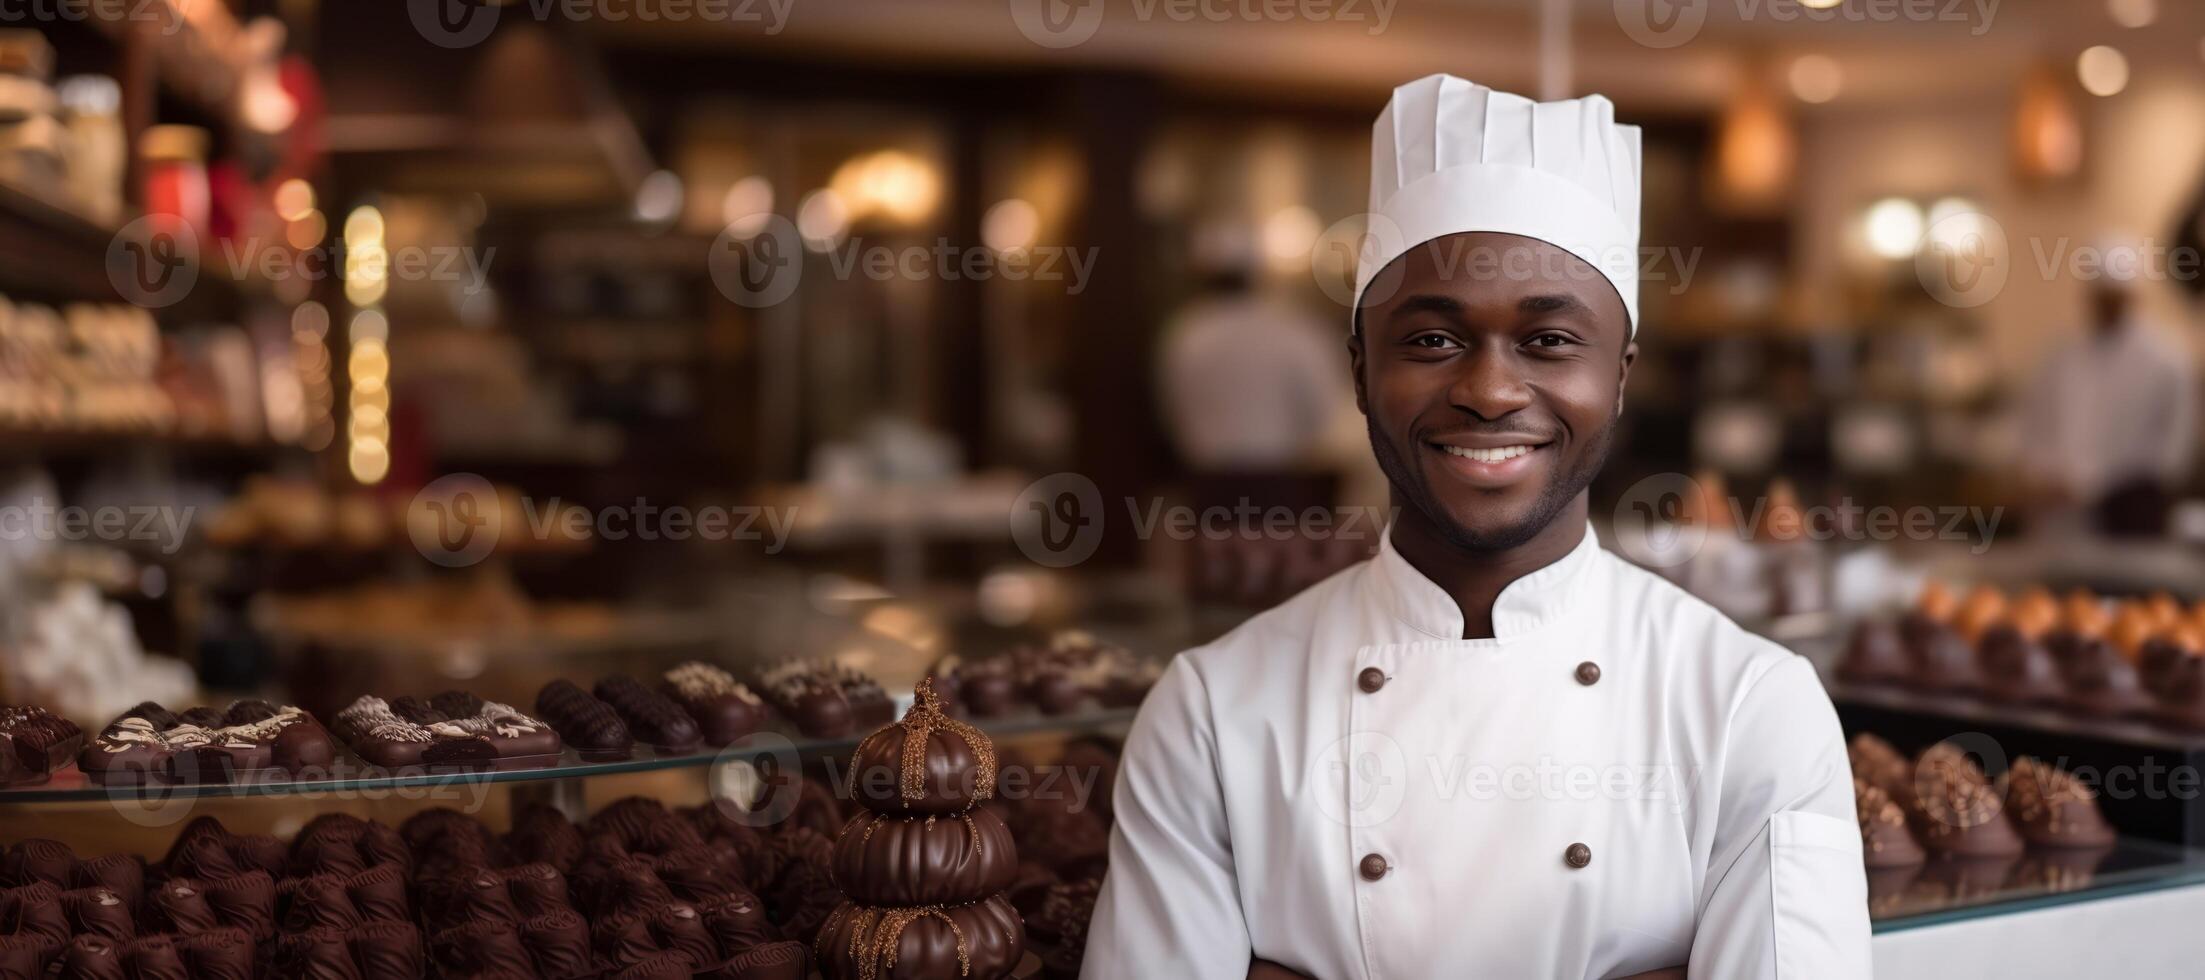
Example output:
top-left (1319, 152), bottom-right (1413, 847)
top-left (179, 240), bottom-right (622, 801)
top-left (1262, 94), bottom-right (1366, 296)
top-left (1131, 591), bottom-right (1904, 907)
top-left (1367, 410), bottom-right (1618, 554)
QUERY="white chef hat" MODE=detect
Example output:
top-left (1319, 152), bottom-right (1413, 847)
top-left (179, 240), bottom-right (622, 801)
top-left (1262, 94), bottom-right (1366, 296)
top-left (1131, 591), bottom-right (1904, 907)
top-left (1356, 75), bottom-right (1644, 331)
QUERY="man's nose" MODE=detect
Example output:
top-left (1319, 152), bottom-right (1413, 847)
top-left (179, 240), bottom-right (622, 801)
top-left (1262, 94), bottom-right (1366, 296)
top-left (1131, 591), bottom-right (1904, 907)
top-left (1446, 348), bottom-right (1534, 420)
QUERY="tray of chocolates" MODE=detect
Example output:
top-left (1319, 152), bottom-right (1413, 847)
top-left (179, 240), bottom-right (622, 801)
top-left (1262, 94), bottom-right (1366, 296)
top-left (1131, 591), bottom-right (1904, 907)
top-left (660, 662), bottom-right (767, 748)
top-left (0, 705), bottom-right (82, 786)
top-left (76, 700), bottom-right (336, 786)
top-left (330, 692), bottom-right (563, 772)
top-left (932, 631), bottom-right (1162, 720)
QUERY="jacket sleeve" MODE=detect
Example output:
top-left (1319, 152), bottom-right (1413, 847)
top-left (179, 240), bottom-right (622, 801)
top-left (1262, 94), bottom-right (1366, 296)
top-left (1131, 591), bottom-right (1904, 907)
top-left (1082, 657), bottom-right (1251, 979)
top-left (1687, 654), bottom-right (1872, 979)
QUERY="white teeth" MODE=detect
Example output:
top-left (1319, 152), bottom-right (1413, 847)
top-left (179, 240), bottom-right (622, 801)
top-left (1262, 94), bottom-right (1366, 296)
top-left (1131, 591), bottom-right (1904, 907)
top-left (1439, 444), bottom-right (1537, 462)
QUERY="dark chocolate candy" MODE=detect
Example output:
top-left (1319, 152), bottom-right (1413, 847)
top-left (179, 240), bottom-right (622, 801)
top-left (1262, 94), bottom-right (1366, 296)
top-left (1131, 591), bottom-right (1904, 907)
top-left (660, 662), bottom-right (767, 746)
top-left (652, 846), bottom-right (744, 902)
top-left (1837, 619), bottom-right (1909, 684)
top-left (814, 895), bottom-right (1025, 980)
top-left (1977, 625), bottom-right (2062, 704)
top-left (588, 797), bottom-right (674, 847)
top-left (535, 680), bottom-right (635, 759)
top-left (60, 934), bottom-right (125, 980)
top-left (346, 863), bottom-right (411, 922)
top-left (124, 935), bottom-right (188, 980)
top-left (178, 928), bottom-right (253, 980)
top-left (507, 804), bottom-right (584, 872)
top-left (2063, 638), bottom-right (2154, 717)
top-left (386, 696), bottom-right (446, 725)
top-left (176, 706), bottom-right (225, 729)
top-left (2007, 757), bottom-right (2118, 849)
top-left (955, 660), bottom-right (1019, 719)
top-left (0, 934), bottom-right (61, 980)
top-left (347, 919), bottom-right (424, 980)
top-left (0, 881), bottom-right (68, 940)
top-left (3, 837), bottom-right (75, 887)
top-left (594, 676), bottom-right (703, 752)
top-left (116, 702), bottom-right (178, 730)
top-left (522, 908), bottom-right (597, 980)
top-left (758, 662), bottom-right (855, 738)
top-left (651, 902), bottom-right (720, 965)
top-left (613, 951), bottom-right (696, 980)
top-left (61, 887), bottom-right (134, 941)
top-left (501, 862), bottom-right (570, 918)
top-left (700, 888), bottom-right (777, 951)
top-left (273, 927), bottom-right (361, 980)
top-left (223, 699), bottom-right (280, 725)
top-left (71, 854), bottom-right (143, 911)
top-left (228, 834), bottom-right (288, 877)
top-left (429, 690), bottom-right (485, 720)
top-left (418, 736), bottom-right (499, 766)
top-left (279, 872), bottom-right (358, 932)
top-left (718, 940), bottom-right (808, 980)
top-left (1902, 614), bottom-right (1982, 693)
top-left (429, 919), bottom-right (532, 977)
top-left (0, 705), bottom-right (82, 778)
top-left (589, 905), bottom-right (661, 966)
top-left (290, 828), bottom-right (368, 878)
top-left (846, 679), bottom-right (996, 815)
top-left (831, 808), bottom-right (1018, 906)
top-left (359, 822), bottom-right (412, 871)
top-left (150, 878), bottom-right (217, 934)
top-left (1855, 778), bottom-right (1926, 869)
top-left (204, 870), bottom-right (277, 940)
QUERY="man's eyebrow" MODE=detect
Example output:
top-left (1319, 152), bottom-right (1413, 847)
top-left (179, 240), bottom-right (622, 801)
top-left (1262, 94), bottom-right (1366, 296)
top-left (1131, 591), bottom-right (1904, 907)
top-left (1388, 294), bottom-right (1466, 320)
top-left (1520, 294), bottom-right (1591, 316)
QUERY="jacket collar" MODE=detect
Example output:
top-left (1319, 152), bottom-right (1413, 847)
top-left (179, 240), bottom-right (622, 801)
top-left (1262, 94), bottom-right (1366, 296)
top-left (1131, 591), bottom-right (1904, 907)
top-left (1369, 521), bottom-right (1605, 641)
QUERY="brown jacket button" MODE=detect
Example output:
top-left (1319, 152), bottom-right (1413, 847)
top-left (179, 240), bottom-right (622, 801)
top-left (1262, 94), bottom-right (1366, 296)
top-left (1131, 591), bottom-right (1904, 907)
top-left (1357, 667), bottom-right (1387, 694)
top-left (1565, 843), bottom-right (1592, 868)
top-left (1574, 661), bottom-right (1601, 686)
top-left (1359, 853), bottom-right (1389, 881)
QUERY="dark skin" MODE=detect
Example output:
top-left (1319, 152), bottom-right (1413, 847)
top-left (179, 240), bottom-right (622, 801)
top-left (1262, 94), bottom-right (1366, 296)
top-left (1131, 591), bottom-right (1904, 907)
top-left (1348, 231), bottom-right (1636, 640)
top-left (1242, 234), bottom-right (1680, 980)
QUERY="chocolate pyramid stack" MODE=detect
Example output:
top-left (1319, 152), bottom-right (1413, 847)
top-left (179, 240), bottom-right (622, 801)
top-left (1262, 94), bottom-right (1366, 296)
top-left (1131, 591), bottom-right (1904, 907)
top-left (817, 680), bottom-right (1025, 980)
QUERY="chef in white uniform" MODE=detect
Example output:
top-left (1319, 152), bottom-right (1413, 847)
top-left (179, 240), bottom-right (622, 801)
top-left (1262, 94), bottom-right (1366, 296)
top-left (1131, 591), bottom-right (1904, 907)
top-left (1084, 76), bottom-right (1869, 979)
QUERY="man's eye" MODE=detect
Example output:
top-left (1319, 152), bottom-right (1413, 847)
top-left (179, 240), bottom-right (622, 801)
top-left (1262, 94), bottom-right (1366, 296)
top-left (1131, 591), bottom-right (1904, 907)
top-left (1409, 334), bottom-right (1459, 350)
top-left (1527, 333), bottom-right (1575, 349)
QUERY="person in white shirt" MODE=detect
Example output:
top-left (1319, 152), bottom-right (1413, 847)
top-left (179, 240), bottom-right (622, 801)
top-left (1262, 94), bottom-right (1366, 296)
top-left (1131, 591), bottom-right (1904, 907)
top-left (1084, 75), bottom-right (1869, 980)
top-left (2021, 260), bottom-right (2198, 536)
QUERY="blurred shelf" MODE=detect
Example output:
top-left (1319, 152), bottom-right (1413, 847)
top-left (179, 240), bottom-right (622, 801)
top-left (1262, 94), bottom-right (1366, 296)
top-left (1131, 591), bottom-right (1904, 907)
top-left (0, 179), bottom-right (127, 303)
top-left (0, 424), bottom-right (289, 460)
top-left (0, 706), bottom-right (1136, 805)
top-left (1871, 837), bottom-right (2205, 933)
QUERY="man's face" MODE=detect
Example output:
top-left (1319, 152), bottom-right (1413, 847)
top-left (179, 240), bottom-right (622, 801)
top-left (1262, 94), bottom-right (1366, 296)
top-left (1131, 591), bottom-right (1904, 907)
top-left (1349, 232), bottom-right (1636, 552)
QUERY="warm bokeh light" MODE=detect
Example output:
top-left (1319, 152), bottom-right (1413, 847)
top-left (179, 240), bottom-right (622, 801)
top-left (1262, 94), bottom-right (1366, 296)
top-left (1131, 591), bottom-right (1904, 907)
top-left (1797, 0), bottom-right (1841, 8)
top-left (342, 206), bottom-right (384, 250)
top-left (721, 176), bottom-right (775, 237)
top-left (285, 209), bottom-right (327, 251)
top-left (1261, 205), bottom-right (1320, 266)
top-left (1788, 55), bottom-right (1842, 104)
top-left (797, 189), bottom-right (850, 251)
top-left (982, 198), bottom-right (1040, 254)
top-left (2107, 0), bottom-right (2156, 29)
top-left (829, 150), bottom-right (941, 225)
top-left (634, 169), bottom-right (683, 224)
top-left (2013, 67), bottom-right (2084, 180)
top-left (1924, 198), bottom-right (1988, 251)
top-left (274, 179), bottom-right (316, 222)
top-left (2077, 45), bottom-right (2130, 97)
top-left (1864, 198), bottom-right (1925, 259)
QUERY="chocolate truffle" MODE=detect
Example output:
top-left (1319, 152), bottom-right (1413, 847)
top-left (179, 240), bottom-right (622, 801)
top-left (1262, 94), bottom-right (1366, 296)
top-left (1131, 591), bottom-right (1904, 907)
top-left (845, 680), bottom-right (998, 815)
top-left (953, 659), bottom-right (1020, 719)
top-left (758, 662), bottom-right (857, 739)
top-left (653, 902), bottom-right (721, 965)
top-left (613, 950), bottom-right (697, 980)
top-left (1977, 623), bottom-right (2062, 704)
top-left (1854, 779), bottom-right (1925, 869)
top-left (0, 934), bottom-right (61, 980)
top-left (700, 889), bottom-right (778, 951)
top-left (61, 887), bottom-right (134, 941)
top-left (2061, 637), bottom-right (2154, 718)
top-left (831, 809), bottom-right (1019, 907)
top-left (278, 872), bottom-right (355, 933)
top-left (71, 854), bottom-right (143, 910)
top-left (228, 834), bottom-right (289, 877)
top-left (273, 927), bottom-right (361, 980)
top-left (591, 906), bottom-right (662, 966)
top-left (1909, 746), bottom-right (2024, 858)
top-left (662, 662), bottom-right (768, 746)
top-left (429, 919), bottom-right (532, 977)
top-left (596, 675), bottom-right (705, 753)
top-left (2006, 756), bottom-right (2117, 848)
top-left (1847, 733), bottom-right (1913, 809)
top-left (1902, 615), bottom-right (1981, 693)
top-left (124, 935), bottom-right (188, 980)
top-left (522, 909), bottom-right (596, 980)
top-left (720, 940), bottom-right (809, 980)
top-left (0, 705), bottom-right (83, 780)
top-left (0, 882), bottom-right (67, 941)
top-left (502, 862), bottom-right (571, 917)
top-left (814, 895), bottom-right (1026, 980)
top-left (348, 919), bottom-right (424, 980)
top-left (151, 878), bottom-right (218, 934)
top-left (346, 863), bottom-right (411, 922)
top-left (60, 934), bottom-right (125, 980)
top-left (178, 928), bottom-right (254, 980)
top-left (3, 838), bottom-right (75, 887)
top-left (536, 679), bottom-right (636, 760)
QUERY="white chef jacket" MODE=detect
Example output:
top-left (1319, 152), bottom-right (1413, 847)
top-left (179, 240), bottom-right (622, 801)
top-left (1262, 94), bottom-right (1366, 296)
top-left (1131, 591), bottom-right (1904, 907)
top-left (2020, 319), bottom-right (2197, 505)
top-left (1085, 525), bottom-right (1868, 979)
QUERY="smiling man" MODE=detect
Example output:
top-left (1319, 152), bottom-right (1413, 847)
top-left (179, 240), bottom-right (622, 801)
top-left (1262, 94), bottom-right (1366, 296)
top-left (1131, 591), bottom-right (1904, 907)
top-left (1084, 76), bottom-right (1868, 979)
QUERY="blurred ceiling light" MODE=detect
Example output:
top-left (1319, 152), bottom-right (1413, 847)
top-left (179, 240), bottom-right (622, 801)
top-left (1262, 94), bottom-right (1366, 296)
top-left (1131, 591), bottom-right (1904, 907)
top-left (242, 72), bottom-right (297, 134)
top-left (349, 309), bottom-right (388, 343)
top-left (721, 176), bottom-right (775, 237)
top-left (1864, 198), bottom-right (1925, 259)
top-left (796, 189), bottom-right (850, 252)
top-left (292, 301), bottom-right (330, 341)
top-left (347, 439), bottom-right (390, 484)
top-left (831, 150), bottom-right (941, 226)
top-left (633, 169), bottom-right (683, 224)
top-left (274, 179), bottom-right (315, 222)
top-left (285, 209), bottom-right (326, 251)
top-left (2108, 0), bottom-right (2156, 28)
top-left (1924, 198), bottom-right (1989, 251)
top-left (1788, 55), bottom-right (1843, 104)
top-left (2077, 45), bottom-right (2130, 96)
top-left (1262, 205), bottom-right (1322, 267)
top-left (1711, 87), bottom-right (1794, 214)
top-left (1797, 0), bottom-right (1841, 8)
top-left (342, 206), bottom-right (384, 250)
top-left (2013, 68), bottom-right (2083, 180)
top-left (982, 198), bottom-right (1040, 254)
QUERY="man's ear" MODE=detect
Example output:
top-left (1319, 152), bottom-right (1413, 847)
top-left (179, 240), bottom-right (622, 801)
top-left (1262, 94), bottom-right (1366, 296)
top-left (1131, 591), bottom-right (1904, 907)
top-left (1615, 338), bottom-right (1638, 416)
top-left (1347, 329), bottom-right (1369, 417)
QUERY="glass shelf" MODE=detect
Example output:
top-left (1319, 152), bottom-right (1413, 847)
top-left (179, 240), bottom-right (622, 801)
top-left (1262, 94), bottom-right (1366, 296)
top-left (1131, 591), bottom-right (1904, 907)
top-left (1872, 837), bottom-right (2205, 932)
top-left (0, 707), bottom-right (1136, 805)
